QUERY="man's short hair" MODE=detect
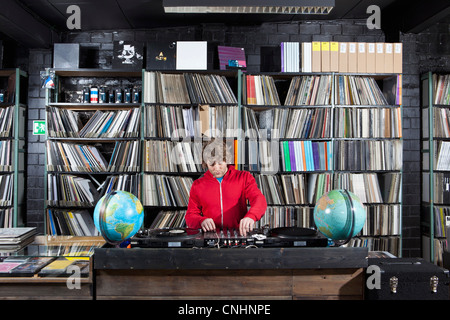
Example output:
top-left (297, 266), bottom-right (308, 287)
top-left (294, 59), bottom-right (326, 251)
top-left (202, 138), bottom-right (232, 169)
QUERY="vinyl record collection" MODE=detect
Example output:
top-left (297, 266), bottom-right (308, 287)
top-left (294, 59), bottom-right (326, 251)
top-left (243, 107), bottom-right (332, 139)
top-left (362, 204), bottom-right (401, 236)
top-left (433, 74), bottom-right (450, 105)
top-left (0, 140), bottom-right (12, 171)
top-left (0, 208), bottom-right (13, 228)
top-left (245, 74), bottom-right (281, 105)
top-left (422, 172), bottom-right (450, 203)
top-left (108, 140), bottom-right (140, 172)
top-left (334, 75), bottom-right (388, 105)
top-left (242, 107), bottom-right (401, 140)
top-left (144, 104), bottom-right (239, 138)
top-left (432, 206), bottom-right (450, 238)
top-left (334, 107), bottom-right (402, 138)
top-left (235, 139), bottom-right (275, 172)
top-left (423, 73), bottom-right (450, 265)
top-left (435, 141), bottom-right (450, 170)
top-left (143, 71), bottom-right (237, 104)
top-left (46, 174), bottom-right (99, 207)
top-left (332, 173), bottom-right (382, 204)
top-left (144, 140), bottom-right (203, 173)
top-left (0, 106), bottom-right (13, 137)
top-left (142, 175), bottom-right (193, 207)
top-left (280, 140), bottom-right (332, 172)
top-left (99, 173), bottom-right (140, 198)
top-left (256, 206), bottom-right (314, 229)
top-left (432, 107), bottom-right (450, 137)
top-left (46, 209), bottom-right (99, 236)
top-left (46, 141), bottom-right (108, 172)
top-left (46, 140), bottom-right (140, 173)
top-left (47, 107), bottom-right (141, 138)
top-left (38, 68), bottom-right (403, 256)
top-left (281, 75), bottom-right (394, 106)
top-left (333, 140), bottom-right (402, 171)
top-left (150, 210), bottom-right (187, 229)
top-left (254, 172), bottom-right (401, 206)
top-left (346, 236), bottom-right (400, 257)
top-left (255, 174), bottom-right (307, 205)
top-left (428, 237), bottom-right (448, 267)
top-left (0, 174), bottom-right (12, 206)
top-left (284, 75), bottom-right (333, 105)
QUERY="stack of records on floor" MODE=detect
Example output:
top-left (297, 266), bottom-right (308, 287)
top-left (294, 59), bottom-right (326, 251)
top-left (0, 227), bottom-right (37, 251)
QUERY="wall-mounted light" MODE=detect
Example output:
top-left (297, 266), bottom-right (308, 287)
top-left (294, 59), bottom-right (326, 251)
top-left (163, 0), bottom-right (335, 14)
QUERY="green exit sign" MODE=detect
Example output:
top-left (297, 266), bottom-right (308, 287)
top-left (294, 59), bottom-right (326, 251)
top-left (33, 120), bottom-right (46, 135)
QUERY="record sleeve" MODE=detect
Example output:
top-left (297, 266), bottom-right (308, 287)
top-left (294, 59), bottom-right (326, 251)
top-left (38, 257), bottom-right (75, 277)
top-left (9, 257), bottom-right (55, 277)
top-left (0, 262), bottom-right (22, 277)
top-left (112, 41), bottom-right (144, 70)
top-left (64, 259), bottom-right (90, 278)
top-left (146, 41), bottom-right (176, 70)
top-left (0, 227), bottom-right (36, 244)
top-left (218, 46), bottom-right (246, 70)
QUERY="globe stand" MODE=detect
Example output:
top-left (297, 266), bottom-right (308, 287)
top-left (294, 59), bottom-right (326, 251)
top-left (332, 189), bottom-right (356, 247)
top-left (98, 190), bottom-right (127, 248)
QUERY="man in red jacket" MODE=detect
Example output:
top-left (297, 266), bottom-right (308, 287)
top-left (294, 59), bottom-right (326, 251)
top-left (185, 139), bottom-right (267, 236)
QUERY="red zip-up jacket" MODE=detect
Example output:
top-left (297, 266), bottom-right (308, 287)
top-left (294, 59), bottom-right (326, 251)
top-left (185, 165), bottom-right (267, 230)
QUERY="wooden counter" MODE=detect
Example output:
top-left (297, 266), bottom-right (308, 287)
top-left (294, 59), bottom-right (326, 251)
top-left (0, 236), bottom-right (104, 300)
top-left (94, 247), bottom-right (368, 300)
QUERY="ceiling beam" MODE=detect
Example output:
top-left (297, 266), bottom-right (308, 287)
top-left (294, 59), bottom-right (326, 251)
top-left (0, 0), bottom-right (58, 48)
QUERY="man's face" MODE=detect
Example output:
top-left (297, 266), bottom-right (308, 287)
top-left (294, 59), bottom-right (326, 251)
top-left (207, 161), bottom-right (228, 178)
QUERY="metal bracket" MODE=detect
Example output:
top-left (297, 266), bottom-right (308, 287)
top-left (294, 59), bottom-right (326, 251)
top-left (390, 276), bottom-right (398, 294)
top-left (430, 275), bottom-right (439, 293)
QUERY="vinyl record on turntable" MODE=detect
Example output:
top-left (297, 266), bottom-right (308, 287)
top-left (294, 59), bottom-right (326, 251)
top-left (269, 226), bottom-right (317, 239)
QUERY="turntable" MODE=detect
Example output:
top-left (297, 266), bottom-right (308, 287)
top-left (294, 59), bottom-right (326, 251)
top-left (130, 228), bottom-right (204, 248)
top-left (265, 227), bottom-right (328, 247)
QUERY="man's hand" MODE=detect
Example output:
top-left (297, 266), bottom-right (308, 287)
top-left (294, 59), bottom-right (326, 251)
top-left (201, 218), bottom-right (216, 232)
top-left (239, 217), bottom-right (255, 236)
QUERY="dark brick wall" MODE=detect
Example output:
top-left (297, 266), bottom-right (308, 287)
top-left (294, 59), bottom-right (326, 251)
top-left (26, 49), bottom-right (52, 231)
top-left (23, 18), bottom-right (450, 257)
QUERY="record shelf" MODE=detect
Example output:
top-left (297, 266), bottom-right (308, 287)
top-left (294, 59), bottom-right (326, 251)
top-left (0, 68), bottom-right (27, 228)
top-left (421, 72), bottom-right (450, 265)
top-left (43, 68), bottom-right (143, 236)
top-left (141, 69), bottom-right (403, 259)
top-left (241, 71), bottom-right (403, 257)
top-left (141, 69), bottom-right (241, 224)
top-left (43, 68), bottom-right (403, 257)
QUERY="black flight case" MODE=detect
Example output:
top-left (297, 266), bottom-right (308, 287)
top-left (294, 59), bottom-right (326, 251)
top-left (365, 258), bottom-right (449, 300)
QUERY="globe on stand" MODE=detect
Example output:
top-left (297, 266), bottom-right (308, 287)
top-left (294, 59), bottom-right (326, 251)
top-left (313, 189), bottom-right (366, 246)
top-left (93, 190), bottom-right (144, 247)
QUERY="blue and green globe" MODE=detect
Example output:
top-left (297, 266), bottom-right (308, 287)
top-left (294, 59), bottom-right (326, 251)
top-left (313, 189), bottom-right (366, 243)
top-left (93, 190), bottom-right (144, 244)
